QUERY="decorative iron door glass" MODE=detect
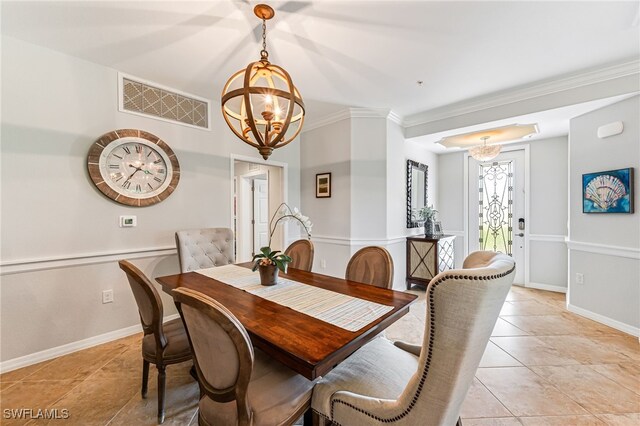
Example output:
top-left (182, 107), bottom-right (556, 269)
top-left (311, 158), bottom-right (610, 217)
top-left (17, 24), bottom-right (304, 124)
top-left (468, 149), bottom-right (525, 284)
top-left (316, 173), bottom-right (331, 198)
top-left (582, 168), bottom-right (634, 213)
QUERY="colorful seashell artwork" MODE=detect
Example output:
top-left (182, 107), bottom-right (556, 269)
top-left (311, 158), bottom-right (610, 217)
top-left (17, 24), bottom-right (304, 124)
top-left (582, 168), bottom-right (634, 213)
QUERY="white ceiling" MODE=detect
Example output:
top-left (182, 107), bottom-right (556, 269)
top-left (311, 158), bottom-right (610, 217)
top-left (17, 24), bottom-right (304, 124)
top-left (411, 93), bottom-right (638, 153)
top-left (2, 0), bottom-right (639, 119)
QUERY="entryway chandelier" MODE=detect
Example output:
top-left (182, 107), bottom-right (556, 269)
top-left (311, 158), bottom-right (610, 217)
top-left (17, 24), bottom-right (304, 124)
top-left (469, 136), bottom-right (501, 161)
top-left (221, 4), bottom-right (305, 160)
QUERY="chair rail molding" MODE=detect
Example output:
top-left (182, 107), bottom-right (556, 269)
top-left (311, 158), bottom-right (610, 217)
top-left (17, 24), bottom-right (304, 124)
top-left (529, 234), bottom-right (567, 243)
top-left (566, 239), bottom-right (640, 260)
top-left (0, 246), bottom-right (177, 275)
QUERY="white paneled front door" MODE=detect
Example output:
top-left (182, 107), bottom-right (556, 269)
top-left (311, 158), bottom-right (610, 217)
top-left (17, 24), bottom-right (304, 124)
top-left (253, 178), bottom-right (269, 255)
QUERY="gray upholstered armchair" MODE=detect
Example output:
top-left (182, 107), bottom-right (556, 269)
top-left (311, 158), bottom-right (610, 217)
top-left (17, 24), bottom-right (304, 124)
top-left (311, 251), bottom-right (516, 426)
top-left (175, 228), bottom-right (234, 273)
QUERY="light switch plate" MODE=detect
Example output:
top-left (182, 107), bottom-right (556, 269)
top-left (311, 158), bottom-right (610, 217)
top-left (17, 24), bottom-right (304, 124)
top-left (120, 215), bottom-right (137, 228)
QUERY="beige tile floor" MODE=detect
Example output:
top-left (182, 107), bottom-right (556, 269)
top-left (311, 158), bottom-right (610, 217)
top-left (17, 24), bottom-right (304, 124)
top-left (1, 286), bottom-right (638, 425)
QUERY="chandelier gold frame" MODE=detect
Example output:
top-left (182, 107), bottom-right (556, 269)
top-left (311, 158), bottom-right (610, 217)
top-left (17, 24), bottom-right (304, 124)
top-left (221, 4), bottom-right (305, 160)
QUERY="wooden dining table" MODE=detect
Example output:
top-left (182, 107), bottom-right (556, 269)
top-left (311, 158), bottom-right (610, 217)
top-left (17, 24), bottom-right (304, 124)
top-left (156, 263), bottom-right (417, 380)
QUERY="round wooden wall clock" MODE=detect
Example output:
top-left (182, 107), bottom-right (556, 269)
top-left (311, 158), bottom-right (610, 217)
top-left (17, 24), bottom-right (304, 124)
top-left (87, 129), bottom-right (180, 207)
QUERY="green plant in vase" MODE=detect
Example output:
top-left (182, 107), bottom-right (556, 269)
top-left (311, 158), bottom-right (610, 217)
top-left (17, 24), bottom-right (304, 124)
top-left (253, 203), bottom-right (312, 286)
top-left (252, 247), bottom-right (292, 286)
top-left (416, 205), bottom-right (438, 236)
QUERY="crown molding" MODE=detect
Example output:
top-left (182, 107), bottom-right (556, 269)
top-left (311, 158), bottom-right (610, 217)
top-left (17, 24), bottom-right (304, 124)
top-left (303, 107), bottom-right (403, 132)
top-left (403, 59), bottom-right (640, 128)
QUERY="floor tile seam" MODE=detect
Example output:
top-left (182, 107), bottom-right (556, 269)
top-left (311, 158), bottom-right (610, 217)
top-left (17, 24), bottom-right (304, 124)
top-left (522, 364), bottom-right (603, 417)
top-left (5, 360), bottom-right (54, 383)
top-left (472, 373), bottom-right (519, 419)
top-left (585, 364), bottom-right (640, 396)
top-left (488, 337), bottom-right (584, 367)
top-left (104, 388), bottom-right (141, 426)
top-left (42, 349), bottom-right (134, 412)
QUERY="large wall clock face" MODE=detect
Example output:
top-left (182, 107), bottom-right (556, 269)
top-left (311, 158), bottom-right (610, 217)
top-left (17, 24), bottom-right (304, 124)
top-left (88, 129), bottom-right (180, 206)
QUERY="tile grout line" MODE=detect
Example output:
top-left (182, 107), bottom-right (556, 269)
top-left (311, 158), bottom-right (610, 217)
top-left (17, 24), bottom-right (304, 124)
top-left (473, 373), bottom-right (521, 422)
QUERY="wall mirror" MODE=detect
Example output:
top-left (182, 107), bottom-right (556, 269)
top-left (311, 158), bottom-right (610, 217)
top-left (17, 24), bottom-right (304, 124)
top-left (406, 159), bottom-right (428, 228)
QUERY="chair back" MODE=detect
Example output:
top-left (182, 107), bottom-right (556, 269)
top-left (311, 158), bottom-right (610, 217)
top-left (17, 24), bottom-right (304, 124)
top-left (173, 287), bottom-right (254, 425)
top-left (345, 246), bottom-right (394, 289)
top-left (118, 260), bottom-right (166, 349)
top-left (284, 239), bottom-right (315, 272)
top-left (391, 251), bottom-right (515, 425)
top-left (175, 228), bottom-right (234, 272)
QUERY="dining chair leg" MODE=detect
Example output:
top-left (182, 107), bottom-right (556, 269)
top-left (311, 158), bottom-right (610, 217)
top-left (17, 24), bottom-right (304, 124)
top-left (303, 408), bottom-right (313, 426)
top-left (141, 360), bottom-right (150, 398)
top-left (157, 365), bottom-right (166, 424)
top-left (457, 417), bottom-right (463, 426)
top-left (311, 411), bottom-right (327, 426)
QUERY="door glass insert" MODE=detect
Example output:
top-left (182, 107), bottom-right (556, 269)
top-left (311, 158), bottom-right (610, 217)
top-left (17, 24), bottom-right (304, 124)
top-left (478, 160), bottom-right (513, 255)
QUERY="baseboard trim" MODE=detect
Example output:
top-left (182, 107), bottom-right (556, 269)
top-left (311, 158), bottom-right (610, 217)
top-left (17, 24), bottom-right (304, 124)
top-left (0, 246), bottom-right (177, 276)
top-left (567, 303), bottom-right (639, 337)
top-left (0, 314), bottom-right (180, 374)
top-left (526, 282), bottom-right (567, 293)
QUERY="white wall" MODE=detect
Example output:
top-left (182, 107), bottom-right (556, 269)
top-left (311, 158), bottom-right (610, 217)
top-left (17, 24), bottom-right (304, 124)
top-left (300, 117), bottom-right (438, 290)
top-left (386, 121), bottom-right (438, 289)
top-left (300, 118), bottom-right (352, 278)
top-left (568, 95), bottom-right (639, 335)
top-left (0, 36), bottom-right (301, 366)
top-left (437, 136), bottom-right (569, 290)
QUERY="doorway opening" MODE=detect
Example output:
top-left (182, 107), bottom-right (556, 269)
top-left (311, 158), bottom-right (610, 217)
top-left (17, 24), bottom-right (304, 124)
top-left (467, 148), bottom-right (528, 285)
top-left (233, 159), bottom-right (286, 262)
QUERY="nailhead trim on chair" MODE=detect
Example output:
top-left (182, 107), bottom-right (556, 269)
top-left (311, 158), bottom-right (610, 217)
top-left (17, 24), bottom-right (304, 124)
top-left (329, 265), bottom-right (516, 424)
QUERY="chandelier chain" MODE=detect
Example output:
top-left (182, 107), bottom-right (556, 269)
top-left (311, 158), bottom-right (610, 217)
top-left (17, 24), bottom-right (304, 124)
top-left (261, 18), bottom-right (269, 60)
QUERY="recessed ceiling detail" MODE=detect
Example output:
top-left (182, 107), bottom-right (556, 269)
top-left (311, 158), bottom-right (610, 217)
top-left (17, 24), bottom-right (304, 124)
top-left (437, 124), bottom-right (539, 149)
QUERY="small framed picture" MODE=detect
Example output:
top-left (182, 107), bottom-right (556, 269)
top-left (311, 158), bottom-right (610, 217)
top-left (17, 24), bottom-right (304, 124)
top-left (433, 221), bottom-right (443, 236)
top-left (316, 173), bottom-right (331, 198)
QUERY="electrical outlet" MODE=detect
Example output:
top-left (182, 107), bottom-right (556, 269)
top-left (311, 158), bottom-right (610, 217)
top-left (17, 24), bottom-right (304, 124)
top-left (102, 289), bottom-right (114, 304)
top-left (575, 273), bottom-right (584, 285)
top-left (320, 259), bottom-right (327, 269)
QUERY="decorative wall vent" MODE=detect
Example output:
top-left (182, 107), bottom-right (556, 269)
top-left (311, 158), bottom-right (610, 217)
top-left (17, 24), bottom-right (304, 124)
top-left (118, 73), bottom-right (210, 130)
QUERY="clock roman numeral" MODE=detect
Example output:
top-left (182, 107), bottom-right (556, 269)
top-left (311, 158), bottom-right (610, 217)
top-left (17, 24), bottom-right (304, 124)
top-left (122, 146), bottom-right (131, 154)
top-left (158, 169), bottom-right (166, 174)
top-left (112, 154), bottom-right (123, 159)
top-left (154, 177), bottom-right (162, 183)
top-left (135, 184), bottom-right (141, 192)
top-left (135, 145), bottom-right (142, 153)
top-left (109, 164), bottom-right (119, 169)
top-left (147, 183), bottom-right (154, 190)
top-left (114, 174), bottom-right (124, 182)
top-left (153, 159), bottom-right (162, 164)
top-left (147, 150), bottom-right (153, 157)
top-left (122, 180), bottom-right (131, 189)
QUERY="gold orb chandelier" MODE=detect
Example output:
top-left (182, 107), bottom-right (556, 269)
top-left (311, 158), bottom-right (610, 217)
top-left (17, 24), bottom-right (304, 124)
top-left (221, 4), bottom-right (305, 160)
top-left (469, 136), bottom-right (502, 161)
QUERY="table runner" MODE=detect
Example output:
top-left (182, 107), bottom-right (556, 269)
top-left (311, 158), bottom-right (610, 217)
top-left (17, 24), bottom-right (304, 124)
top-left (195, 265), bottom-right (393, 332)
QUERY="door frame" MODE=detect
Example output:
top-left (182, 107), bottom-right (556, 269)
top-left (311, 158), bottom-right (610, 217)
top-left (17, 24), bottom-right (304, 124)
top-left (230, 154), bottom-right (289, 250)
top-left (463, 144), bottom-right (531, 286)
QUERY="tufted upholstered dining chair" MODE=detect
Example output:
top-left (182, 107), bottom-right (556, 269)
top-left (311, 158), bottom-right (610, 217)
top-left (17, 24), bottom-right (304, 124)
top-left (175, 228), bottom-right (234, 273)
top-left (284, 239), bottom-right (315, 272)
top-left (312, 251), bottom-right (516, 426)
top-left (118, 260), bottom-right (193, 424)
top-left (345, 246), bottom-right (394, 289)
top-left (173, 287), bottom-right (316, 426)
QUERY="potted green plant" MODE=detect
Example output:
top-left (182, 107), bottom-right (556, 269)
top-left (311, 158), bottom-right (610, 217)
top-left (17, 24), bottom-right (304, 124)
top-left (417, 205), bottom-right (438, 236)
top-left (252, 247), bottom-right (292, 286)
